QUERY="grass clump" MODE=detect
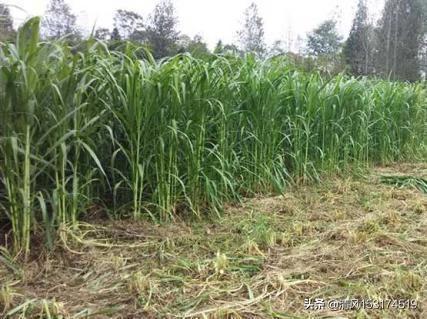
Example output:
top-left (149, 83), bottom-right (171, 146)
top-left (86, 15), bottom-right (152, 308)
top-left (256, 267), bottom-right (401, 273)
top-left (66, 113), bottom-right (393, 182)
top-left (380, 175), bottom-right (427, 194)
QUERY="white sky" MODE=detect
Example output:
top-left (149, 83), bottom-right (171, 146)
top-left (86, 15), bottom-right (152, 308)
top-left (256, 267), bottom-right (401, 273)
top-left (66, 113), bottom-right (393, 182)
top-left (8, 0), bottom-right (385, 50)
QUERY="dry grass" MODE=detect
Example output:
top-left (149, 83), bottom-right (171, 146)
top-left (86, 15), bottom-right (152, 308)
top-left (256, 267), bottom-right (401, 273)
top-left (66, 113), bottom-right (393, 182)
top-left (1, 163), bottom-right (426, 318)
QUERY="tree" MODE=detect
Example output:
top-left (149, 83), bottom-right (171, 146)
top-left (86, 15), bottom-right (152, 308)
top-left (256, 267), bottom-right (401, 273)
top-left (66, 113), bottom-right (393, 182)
top-left (419, 0), bottom-right (427, 77)
top-left (305, 19), bottom-right (345, 74)
top-left (178, 34), bottom-right (210, 58)
top-left (237, 2), bottom-right (266, 57)
top-left (343, 0), bottom-right (374, 75)
top-left (375, 0), bottom-right (423, 81)
top-left (213, 40), bottom-right (242, 55)
top-left (0, 3), bottom-right (15, 42)
top-left (146, 0), bottom-right (180, 59)
top-left (189, 35), bottom-right (210, 58)
top-left (306, 19), bottom-right (343, 57)
top-left (110, 27), bottom-right (122, 41)
top-left (113, 9), bottom-right (144, 40)
top-left (94, 28), bottom-right (110, 41)
top-left (214, 40), bottom-right (224, 54)
top-left (269, 40), bottom-right (286, 57)
top-left (42, 0), bottom-right (80, 40)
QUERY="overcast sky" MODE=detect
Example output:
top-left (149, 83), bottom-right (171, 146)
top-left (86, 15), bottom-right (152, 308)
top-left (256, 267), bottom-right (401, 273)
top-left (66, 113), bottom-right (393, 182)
top-left (8, 0), bottom-right (385, 50)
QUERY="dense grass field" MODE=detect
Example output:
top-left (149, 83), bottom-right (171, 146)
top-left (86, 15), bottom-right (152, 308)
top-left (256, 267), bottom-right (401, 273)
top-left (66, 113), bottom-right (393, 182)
top-left (1, 18), bottom-right (425, 256)
top-left (0, 18), bottom-right (426, 318)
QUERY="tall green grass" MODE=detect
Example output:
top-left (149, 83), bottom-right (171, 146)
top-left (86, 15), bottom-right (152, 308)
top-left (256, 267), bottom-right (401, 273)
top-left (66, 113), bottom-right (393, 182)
top-left (1, 19), bottom-right (426, 256)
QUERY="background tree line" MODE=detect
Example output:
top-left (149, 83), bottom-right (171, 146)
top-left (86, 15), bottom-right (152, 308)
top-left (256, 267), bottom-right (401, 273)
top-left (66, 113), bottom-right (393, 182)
top-left (344, 0), bottom-right (425, 81)
top-left (1, 0), bottom-right (427, 81)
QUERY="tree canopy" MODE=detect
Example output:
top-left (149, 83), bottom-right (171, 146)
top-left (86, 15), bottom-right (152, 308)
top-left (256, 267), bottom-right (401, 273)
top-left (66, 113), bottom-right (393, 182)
top-left (237, 2), bottom-right (266, 57)
top-left (146, 0), bottom-right (179, 59)
top-left (306, 19), bottom-right (343, 57)
top-left (0, 3), bottom-right (15, 42)
top-left (42, 0), bottom-right (80, 40)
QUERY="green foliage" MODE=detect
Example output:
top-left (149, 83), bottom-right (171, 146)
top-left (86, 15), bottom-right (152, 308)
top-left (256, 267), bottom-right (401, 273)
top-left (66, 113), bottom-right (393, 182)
top-left (306, 19), bottom-right (343, 57)
top-left (306, 19), bottom-right (344, 74)
top-left (113, 9), bottom-right (144, 40)
top-left (110, 27), bottom-right (121, 41)
top-left (343, 0), bottom-right (374, 76)
top-left (380, 175), bottom-right (427, 193)
top-left (237, 2), bottom-right (266, 57)
top-left (94, 28), bottom-right (110, 41)
top-left (376, 0), bottom-right (424, 81)
top-left (145, 0), bottom-right (180, 59)
top-left (42, 0), bottom-right (80, 40)
top-left (1, 18), bottom-right (106, 256)
top-left (0, 18), bottom-right (426, 256)
top-left (177, 35), bottom-right (210, 59)
top-left (214, 40), bottom-right (242, 56)
top-left (0, 3), bottom-right (15, 42)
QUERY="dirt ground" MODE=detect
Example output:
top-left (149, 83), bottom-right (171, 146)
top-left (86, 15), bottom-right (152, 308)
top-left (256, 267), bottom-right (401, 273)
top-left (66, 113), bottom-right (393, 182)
top-left (1, 163), bottom-right (426, 318)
